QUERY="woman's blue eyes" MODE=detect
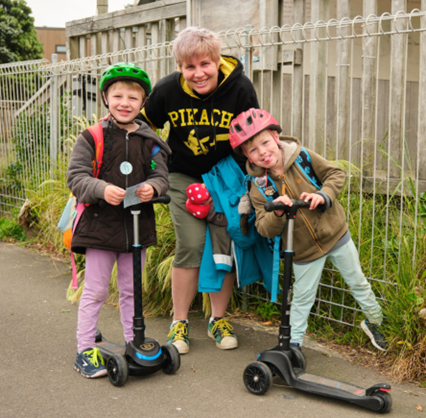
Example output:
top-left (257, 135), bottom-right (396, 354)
top-left (186, 62), bottom-right (211, 69)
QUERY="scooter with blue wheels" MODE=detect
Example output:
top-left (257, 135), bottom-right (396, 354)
top-left (96, 195), bottom-right (180, 386)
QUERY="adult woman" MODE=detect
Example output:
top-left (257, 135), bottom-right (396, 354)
top-left (141, 27), bottom-right (259, 354)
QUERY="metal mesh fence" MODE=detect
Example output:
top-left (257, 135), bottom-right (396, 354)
top-left (1, 10), bottom-right (426, 326)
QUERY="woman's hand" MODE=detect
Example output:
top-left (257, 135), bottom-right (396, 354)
top-left (300, 192), bottom-right (325, 210)
top-left (104, 185), bottom-right (126, 206)
top-left (201, 183), bottom-right (213, 205)
top-left (137, 183), bottom-right (154, 202)
top-left (272, 194), bottom-right (293, 217)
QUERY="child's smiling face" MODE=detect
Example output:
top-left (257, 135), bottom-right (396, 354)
top-left (180, 54), bottom-right (221, 96)
top-left (105, 81), bottom-right (145, 125)
top-left (243, 130), bottom-right (283, 173)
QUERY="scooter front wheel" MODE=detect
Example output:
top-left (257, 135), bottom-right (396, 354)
top-left (290, 346), bottom-right (307, 371)
top-left (161, 344), bottom-right (181, 374)
top-left (107, 353), bottom-right (129, 387)
top-left (243, 361), bottom-right (273, 395)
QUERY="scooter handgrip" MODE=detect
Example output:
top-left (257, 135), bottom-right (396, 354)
top-left (264, 200), bottom-right (312, 212)
top-left (264, 201), bottom-right (286, 212)
top-left (151, 195), bottom-right (171, 204)
top-left (291, 200), bottom-right (311, 210)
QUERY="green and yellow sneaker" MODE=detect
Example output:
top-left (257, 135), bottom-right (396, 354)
top-left (74, 347), bottom-right (107, 378)
top-left (208, 318), bottom-right (238, 350)
top-left (167, 321), bottom-right (189, 355)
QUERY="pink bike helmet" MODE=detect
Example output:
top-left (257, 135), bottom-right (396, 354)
top-left (229, 108), bottom-right (282, 154)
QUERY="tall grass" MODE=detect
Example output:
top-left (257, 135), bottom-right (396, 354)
top-left (305, 150), bottom-right (426, 383)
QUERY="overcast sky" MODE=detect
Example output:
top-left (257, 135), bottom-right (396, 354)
top-left (27, 0), bottom-right (132, 28)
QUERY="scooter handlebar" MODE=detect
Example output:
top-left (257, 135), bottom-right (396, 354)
top-left (264, 199), bottom-right (314, 212)
top-left (150, 195), bottom-right (171, 204)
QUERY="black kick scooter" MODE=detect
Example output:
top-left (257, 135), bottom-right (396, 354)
top-left (96, 196), bottom-right (180, 386)
top-left (243, 199), bottom-right (392, 413)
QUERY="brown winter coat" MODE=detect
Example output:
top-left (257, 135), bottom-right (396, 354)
top-left (247, 135), bottom-right (348, 262)
top-left (67, 119), bottom-right (171, 254)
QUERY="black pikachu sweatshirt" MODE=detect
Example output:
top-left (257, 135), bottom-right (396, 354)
top-left (140, 55), bottom-right (259, 179)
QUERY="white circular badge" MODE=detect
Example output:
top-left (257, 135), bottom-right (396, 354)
top-left (120, 161), bottom-right (133, 175)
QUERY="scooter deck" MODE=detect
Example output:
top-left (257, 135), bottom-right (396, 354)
top-left (259, 350), bottom-right (390, 412)
top-left (96, 337), bottom-right (125, 358)
top-left (297, 371), bottom-right (366, 396)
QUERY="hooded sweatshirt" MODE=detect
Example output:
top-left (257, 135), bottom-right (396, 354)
top-left (141, 55), bottom-right (259, 179)
top-left (67, 118), bottom-right (171, 254)
top-left (247, 135), bottom-right (348, 263)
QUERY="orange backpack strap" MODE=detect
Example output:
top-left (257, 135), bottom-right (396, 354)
top-left (87, 122), bottom-right (104, 178)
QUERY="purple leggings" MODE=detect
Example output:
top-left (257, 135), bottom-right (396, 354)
top-left (77, 247), bottom-right (146, 352)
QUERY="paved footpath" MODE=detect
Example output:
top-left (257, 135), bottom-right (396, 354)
top-left (0, 242), bottom-right (424, 418)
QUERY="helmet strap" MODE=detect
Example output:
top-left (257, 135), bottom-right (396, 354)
top-left (241, 145), bottom-right (253, 163)
top-left (110, 113), bottom-right (136, 125)
top-left (268, 129), bottom-right (280, 146)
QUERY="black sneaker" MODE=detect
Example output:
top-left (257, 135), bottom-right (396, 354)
top-left (290, 342), bottom-right (302, 351)
top-left (361, 319), bottom-right (387, 351)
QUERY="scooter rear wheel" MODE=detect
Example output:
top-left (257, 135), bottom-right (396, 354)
top-left (107, 353), bottom-right (129, 387)
top-left (243, 361), bottom-right (273, 395)
top-left (375, 391), bottom-right (392, 413)
top-left (161, 344), bottom-right (181, 374)
top-left (95, 328), bottom-right (102, 343)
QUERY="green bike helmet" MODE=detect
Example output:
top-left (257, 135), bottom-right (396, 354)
top-left (100, 62), bottom-right (152, 97)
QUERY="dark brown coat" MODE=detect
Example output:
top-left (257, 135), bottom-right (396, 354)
top-left (67, 119), bottom-right (171, 254)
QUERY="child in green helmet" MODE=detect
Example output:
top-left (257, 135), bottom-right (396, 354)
top-left (67, 62), bottom-right (171, 379)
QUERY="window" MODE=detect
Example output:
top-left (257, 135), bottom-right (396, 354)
top-left (56, 45), bottom-right (67, 54)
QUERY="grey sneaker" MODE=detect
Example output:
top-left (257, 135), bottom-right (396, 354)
top-left (361, 319), bottom-right (387, 351)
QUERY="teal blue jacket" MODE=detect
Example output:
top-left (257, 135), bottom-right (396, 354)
top-left (199, 156), bottom-right (280, 302)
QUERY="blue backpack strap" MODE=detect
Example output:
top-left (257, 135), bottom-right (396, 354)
top-left (150, 144), bottom-right (161, 170)
top-left (250, 173), bottom-right (283, 302)
top-left (295, 147), bottom-right (322, 190)
top-left (270, 235), bottom-right (281, 303)
top-left (151, 144), bottom-right (161, 157)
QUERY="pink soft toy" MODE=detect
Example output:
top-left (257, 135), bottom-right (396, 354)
top-left (186, 183), bottom-right (211, 219)
top-left (186, 183), bottom-right (210, 204)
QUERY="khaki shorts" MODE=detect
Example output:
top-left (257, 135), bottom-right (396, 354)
top-left (168, 172), bottom-right (207, 268)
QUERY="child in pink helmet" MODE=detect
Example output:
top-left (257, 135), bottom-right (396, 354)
top-left (229, 108), bottom-right (387, 352)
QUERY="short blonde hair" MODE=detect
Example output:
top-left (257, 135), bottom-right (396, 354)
top-left (106, 80), bottom-right (146, 100)
top-left (172, 27), bottom-right (221, 68)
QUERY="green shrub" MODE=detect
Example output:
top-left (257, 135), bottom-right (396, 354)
top-left (0, 215), bottom-right (26, 241)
